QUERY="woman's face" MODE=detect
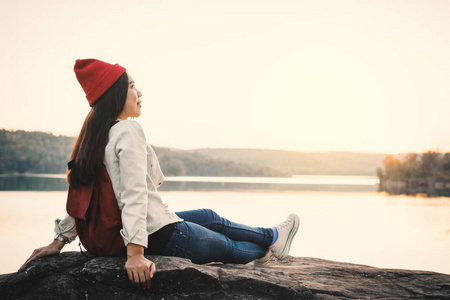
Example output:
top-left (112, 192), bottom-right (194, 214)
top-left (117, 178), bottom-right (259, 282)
top-left (118, 73), bottom-right (143, 120)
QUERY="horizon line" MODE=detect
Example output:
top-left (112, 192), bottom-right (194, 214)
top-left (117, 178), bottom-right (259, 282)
top-left (1, 127), bottom-right (447, 155)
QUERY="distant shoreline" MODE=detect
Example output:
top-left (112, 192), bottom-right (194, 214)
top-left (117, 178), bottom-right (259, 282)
top-left (0, 174), bottom-right (379, 192)
top-left (0, 173), bottom-right (379, 183)
top-left (1, 129), bottom-right (385, 177)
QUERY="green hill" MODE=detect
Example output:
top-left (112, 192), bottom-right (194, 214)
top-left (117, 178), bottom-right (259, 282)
top-left (0, 129), bottom-right (385, 176)
top-left (0, 129), bottom-right (271, 176)
top-left (0, 129), bottom-right (75, 174)
top-left (154, 147), bottom-right (274, 177)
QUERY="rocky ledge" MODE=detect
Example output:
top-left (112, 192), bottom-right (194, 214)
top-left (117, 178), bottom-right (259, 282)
top-left (1, 252), bottom-right (449, 299)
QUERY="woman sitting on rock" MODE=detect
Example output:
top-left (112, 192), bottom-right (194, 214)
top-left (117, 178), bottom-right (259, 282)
top-left (20, 59), bottom-right (299, 289)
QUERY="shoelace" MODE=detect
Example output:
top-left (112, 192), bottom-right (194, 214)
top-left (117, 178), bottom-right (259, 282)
top-left (277, 218), bottom-right (292, 230)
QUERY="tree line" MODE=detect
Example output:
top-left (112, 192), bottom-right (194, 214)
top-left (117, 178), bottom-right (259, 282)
top-left (0, 129), bottom-right (274, 177)
top-left (0, 129), bottom-right (74, 174)
top-left (377, 151), bottom-right (450, 196)
top-left (155, 147), bottom-right (275, 177)
top-left (3, 128), bottom-right (401, 180)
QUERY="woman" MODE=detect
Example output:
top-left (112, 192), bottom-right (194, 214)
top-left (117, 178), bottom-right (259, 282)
top-left (20, 59), bottom-right (300, 289)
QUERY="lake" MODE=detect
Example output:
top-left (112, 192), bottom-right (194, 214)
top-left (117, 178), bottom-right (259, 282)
top-left (0, 174), bottom-right (379, 192)
top-left (0, 175), bottom-right (449, 275)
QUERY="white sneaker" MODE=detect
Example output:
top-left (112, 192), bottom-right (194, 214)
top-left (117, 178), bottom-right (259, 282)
top-left (269, 214), bottom-right (299, 259)
top-left (253, 250), bottom-right (274, 266)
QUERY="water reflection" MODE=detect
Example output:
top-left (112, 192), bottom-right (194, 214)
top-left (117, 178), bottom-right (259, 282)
top-left (159, 181), bottom-right (377, 192)
top-left (0, 175), bottom-right (68, 191)
top-left (0, 175), bottom-right (378, 192)
top-left (1, 189), bottom-right (449, 274)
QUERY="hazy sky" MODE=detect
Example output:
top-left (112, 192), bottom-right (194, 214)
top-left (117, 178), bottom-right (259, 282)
top-left (1, 0), bottom-right (449, 153)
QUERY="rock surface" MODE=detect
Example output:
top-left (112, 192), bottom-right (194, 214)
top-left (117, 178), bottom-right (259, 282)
top-left (1, 252), bottom-right (449, 299)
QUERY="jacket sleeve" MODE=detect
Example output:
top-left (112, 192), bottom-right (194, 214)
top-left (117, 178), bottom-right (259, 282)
top-left (115, 121), bottom-right (149, 248)
top-left (54, 214), bottom-right (77, 241)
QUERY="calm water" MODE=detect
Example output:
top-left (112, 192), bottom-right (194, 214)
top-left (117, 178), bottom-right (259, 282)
top-left (0, 174), bottom-right (379, 192)
top-left (1, 175), bottom-right (449, 275)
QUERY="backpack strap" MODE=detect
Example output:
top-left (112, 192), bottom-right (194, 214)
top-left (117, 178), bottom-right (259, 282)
top-left (66, 183), bottom-right (93, 220)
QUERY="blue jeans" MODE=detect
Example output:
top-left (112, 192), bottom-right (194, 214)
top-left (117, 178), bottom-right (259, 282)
top-left (159, 209), bottom-right (274, 264)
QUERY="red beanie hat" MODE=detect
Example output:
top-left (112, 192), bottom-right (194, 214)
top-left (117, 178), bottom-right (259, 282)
top-left (74, 59), bottom-right (127, 106)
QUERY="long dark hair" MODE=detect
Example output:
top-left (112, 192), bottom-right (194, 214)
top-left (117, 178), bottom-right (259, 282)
top-left (67, 72), bottom-right (128, 188)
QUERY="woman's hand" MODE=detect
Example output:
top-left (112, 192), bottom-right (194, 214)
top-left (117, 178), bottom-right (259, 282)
top-left (19, 239), bottom-right (65, 272)
top-left (125, 243), bottom-right (156, 289)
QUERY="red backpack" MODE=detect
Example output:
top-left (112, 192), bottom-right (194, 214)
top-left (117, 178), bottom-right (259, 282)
top-left (66, 166), bottom-right (125, 256)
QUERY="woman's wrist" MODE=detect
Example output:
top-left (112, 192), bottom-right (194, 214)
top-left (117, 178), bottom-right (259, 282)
top-left (50, 239), bottom-right (65, 251)
top-left (54, 233), bottom-right (70, 244)
top-left (127, 243), bottom-right (144, 258)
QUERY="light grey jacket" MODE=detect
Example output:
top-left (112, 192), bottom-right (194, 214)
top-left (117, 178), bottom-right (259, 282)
top-left (55, 120), bottom-right (182, 248)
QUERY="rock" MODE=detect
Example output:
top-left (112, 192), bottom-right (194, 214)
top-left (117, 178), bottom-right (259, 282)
top-left (1, 252), bottom-right (449, 299)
